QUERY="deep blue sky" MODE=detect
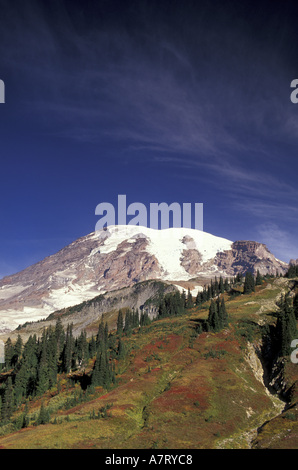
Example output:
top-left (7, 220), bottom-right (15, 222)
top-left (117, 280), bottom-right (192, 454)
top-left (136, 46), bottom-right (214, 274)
top-left (0, 0), bottom-right (298, 278)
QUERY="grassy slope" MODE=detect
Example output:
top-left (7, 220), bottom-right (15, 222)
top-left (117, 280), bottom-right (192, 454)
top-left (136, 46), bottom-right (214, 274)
top-left (0, 278), bottom-right (297, 449)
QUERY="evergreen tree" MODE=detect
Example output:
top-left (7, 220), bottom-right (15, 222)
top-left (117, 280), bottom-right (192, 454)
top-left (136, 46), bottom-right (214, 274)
top-left (37, 330), bottom-right (50, 395)
top-left (210, 280), bottom-right (215, 298)
top-left (14, 360), bottom-right (28, 406)
top-left (158, 291), bottom-right (185, 318)
top-left (117, 338), bottom-right (125, 358)
top-left (201, 286), bottom-right (208, 302)
top-left (22, 335), bottom-right (38, 397)
top-left (219, 297), bottom-right (228, 328)
top-left (2, 377), bottom-right (14, 421)
top-left (89, 335), bottom-right (97, 358)
top-left (186, 288), bottom-right (193, 308)
top-left (214, 277), bottom-right (219, 296)
top-left (124, 310), bottom-right (133, 334)
top-left (91, 353), bottom-right (101, 386)
top-left (286, 264), bottom-right (298, 278)
top-left (276, 295), bottom-right (297, 356)
top-left (4, 338), bottom-right (14, 369)
top-left (219, 276), bottom-right (224, 294)
top-left (96, 318), bottom-right (105, 348)
top-left (158, 299), bottom-right (167, 317)
top-left (293, 292), bottom-right (298, 320)
top-left (92, 350), bottom-right (114, 389)
top-left (47, 326), bottom-right (58, 388)
top-left (62, 323), bottom-right (74, 373)
top-left (181, 290), bottom-right (187, 308)
top-left (140, 310), bottom-right (151, 326)
top-left (55, 317), bottom-right (65, 358)
top-left (36, 400), bottom-right (50, 425)
top-left (133, 308), bottom-right (139, 328)
top-left (255, 270), bottom-right (263, 286)
top-left (14, 335), bottom-right (23, 366)
top-left (75, 330), bottom-right (89, 369)
top-left (207, 285), bottom-right (211, 301)
top-left (243, 272), bottom-right (255, 294)
top-left (207, 300), bottom-right (220, 331)
top-left (195, 290), bottom-right (202, 307)
top-left (207, 296), bottom-right (228, 332)
top-left (104, 322), bottom-right (109, 346)
top-left (117, 309), bottom-right (124, 335)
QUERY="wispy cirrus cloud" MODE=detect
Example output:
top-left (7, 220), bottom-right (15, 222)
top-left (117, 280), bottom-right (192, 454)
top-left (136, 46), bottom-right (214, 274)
top-left (257, 223), bottom-right (298, 262)
top-left (1, 0), bottom-right (295, 158)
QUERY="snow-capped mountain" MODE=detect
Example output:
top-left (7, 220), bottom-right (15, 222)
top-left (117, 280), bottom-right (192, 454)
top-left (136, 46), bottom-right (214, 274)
top-left (0, 225), bottom-right (288, 332)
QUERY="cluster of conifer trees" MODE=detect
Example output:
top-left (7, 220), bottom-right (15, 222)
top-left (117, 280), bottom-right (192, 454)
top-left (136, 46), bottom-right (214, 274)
top-left (90, 318), bottom-right (115, 389)
top-left (155, 272), bottom-right (263, 325)
top-left (2, 320), bottom-right (91, 403)
top-left (286, 264), bottom-right (298, 278)
top-left (195, 276), bottom-right (229, 307)
top-left (116, 307), bottom-right (151, 335)
top-left (156, 282), bottom-right (229, 333)
top-left (0, 316), bottom-right (116, 422)
top-left (0, 306), bottom-right (155, 423)
top-left (206, 297), bottom-right (228, 332)
top-left (194, 271), bottom-right (263, 305)
top-left (276, 294), bottom-right (298, 356)
top-left (158, 290), bottom-right (187, 317)
top-left (89, 307), bottom-right (153, 389)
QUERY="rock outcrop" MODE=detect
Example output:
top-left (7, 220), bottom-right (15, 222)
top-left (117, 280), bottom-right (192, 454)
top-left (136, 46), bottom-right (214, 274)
top-left (214, 241), bottom-right (287, 276)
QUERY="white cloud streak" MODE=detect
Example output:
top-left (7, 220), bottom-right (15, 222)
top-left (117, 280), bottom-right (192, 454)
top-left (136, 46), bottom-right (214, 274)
top-left (257, 223), bottom-right (298, 262)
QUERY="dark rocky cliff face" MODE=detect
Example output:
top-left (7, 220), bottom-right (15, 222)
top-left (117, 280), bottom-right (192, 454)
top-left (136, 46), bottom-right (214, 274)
top-left (289, 259), bottom-right (298, 266)
top-left (213, 240), bottom-right (288, 276)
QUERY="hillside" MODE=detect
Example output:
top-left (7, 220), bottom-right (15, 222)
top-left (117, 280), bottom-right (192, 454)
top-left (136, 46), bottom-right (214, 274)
top-left (0, 276), bottom-right (297, 449)
top-left (4, 280), bottom-right (177, 343)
